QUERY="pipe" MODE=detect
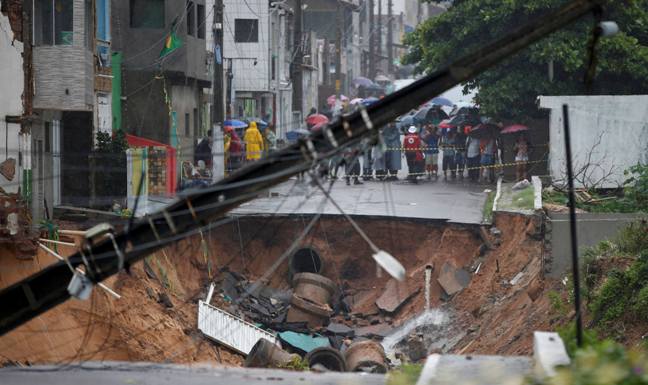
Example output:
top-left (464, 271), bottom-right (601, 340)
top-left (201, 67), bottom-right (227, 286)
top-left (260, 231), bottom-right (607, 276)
top-left (306, 347), bottom-right (347, 372)
top-left (245, 338), bottom-right (299, 368)
top-left (288, 247), bottom-right (323, 278)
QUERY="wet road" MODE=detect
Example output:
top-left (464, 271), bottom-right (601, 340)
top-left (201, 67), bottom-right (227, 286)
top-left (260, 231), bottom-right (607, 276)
top-left (0, 363), bottom-right (385, 385)
top-left (233, 176), bottom-right (491, 225)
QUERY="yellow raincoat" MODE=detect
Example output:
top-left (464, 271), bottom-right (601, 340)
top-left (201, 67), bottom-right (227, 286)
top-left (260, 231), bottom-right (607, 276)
top-left (244, 122), bottom-right (265, 160)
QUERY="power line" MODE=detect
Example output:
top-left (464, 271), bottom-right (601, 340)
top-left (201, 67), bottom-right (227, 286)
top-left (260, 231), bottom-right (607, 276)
top-left (0, 0), bottom-right (600, 336)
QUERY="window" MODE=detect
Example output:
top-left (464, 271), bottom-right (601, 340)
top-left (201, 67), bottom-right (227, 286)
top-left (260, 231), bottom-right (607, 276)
top-left (234, 19), bottom-right (259, 43)
top-left (184, 113), bottom-right (190, 136)
top-left (34, 0), bottom-right (74, 46)
top-left (186, 1), bottom-right (194, 36)
top-left (85, 0), bottom-right (93, 48)
top-left (45, 122), bottom-right (51, 153)
top-left (130, 0), bottom-right (165, 29)
top-left (196, 4), bottom-right (205, 39)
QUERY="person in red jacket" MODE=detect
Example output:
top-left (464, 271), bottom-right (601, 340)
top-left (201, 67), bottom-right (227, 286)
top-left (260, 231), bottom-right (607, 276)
top-left (403, 126), bottom-right (424, 183)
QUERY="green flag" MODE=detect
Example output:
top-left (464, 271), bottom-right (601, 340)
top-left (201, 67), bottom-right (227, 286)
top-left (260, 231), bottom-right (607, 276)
top-left (160, 30), bottom-right (181, 58)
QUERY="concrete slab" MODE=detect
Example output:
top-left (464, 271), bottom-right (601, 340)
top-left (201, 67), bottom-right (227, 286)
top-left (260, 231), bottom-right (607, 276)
top-left (232, 176), bottom-right (490, 224)
top-left (437, 262), bottom-right (469, 296)
top-left (376, 278), bottom-right (420, 313)
top-left (417, 354), bottom-right (533, 385)
top-left (0, 362), bottom-right (386, 385)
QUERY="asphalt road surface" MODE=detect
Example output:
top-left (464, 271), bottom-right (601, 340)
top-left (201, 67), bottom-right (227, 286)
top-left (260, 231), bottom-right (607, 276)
top-left (233, 176), bottom-right (491, 225)
top-left (0, 362), bottom-right (386, 385)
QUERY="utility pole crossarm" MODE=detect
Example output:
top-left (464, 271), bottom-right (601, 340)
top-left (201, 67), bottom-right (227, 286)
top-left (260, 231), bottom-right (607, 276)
top-left (0, 0), bottom-right (602, 336)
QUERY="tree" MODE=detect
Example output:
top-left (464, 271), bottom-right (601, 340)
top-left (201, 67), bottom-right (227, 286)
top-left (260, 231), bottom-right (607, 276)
top-left (403, 0), bottom-right (648, 120)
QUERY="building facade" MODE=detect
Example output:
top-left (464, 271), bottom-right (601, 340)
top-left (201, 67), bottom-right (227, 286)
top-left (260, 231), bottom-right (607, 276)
top-left (111, 0), bottom-right (211, 164)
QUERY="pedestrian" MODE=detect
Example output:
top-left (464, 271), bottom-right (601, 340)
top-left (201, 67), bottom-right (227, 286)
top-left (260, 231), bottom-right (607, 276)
top-left (308, 107), bottom-right (317, 117)
top-left (513, 133), bottom-right (531, 181)
top-left (441, 130), bottom-right (456, 180)
top-left (343, 148), bottom-right (363, 185)
top-left (454, 126), bottom-right (468, 179)
top-left (372, 143), bottom-right (387, 180)
top-left (264, 125), bottom-right (277, 154)
top-left (480, 136), bottom-right (496, 183)
top-left (194, 129), bottom-right (213, 169)
top-left (244, 121), bottom-right (265, 161)
top-left (421, 124), bottom-right (439, 180)
top-left (383, 122), bottom-right (402, 180)
top-left (465, 131), bottom-right (481, 182)
top-left (403, 126), bottom-right (424, 183)
top-left (225, 126), bottom-right (243, 173)
top-left (362, 148), bottom-right (373, 181)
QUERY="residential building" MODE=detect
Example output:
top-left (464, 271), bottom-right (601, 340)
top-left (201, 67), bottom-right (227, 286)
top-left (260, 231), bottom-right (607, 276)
top-left (111, 0), bottom-right (211, 164)
top-left (0, 0), bottom-right (29, 200)
top-left (21, 0), bottom-right (112, 216)
top-left (222, 0), bottom-right (272, 123)
top-left (303, 0), bottom-right (359, 107)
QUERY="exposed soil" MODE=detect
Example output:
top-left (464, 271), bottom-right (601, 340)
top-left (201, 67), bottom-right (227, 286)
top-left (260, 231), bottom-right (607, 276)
top-left (1, 212), bottom-right (555, 366)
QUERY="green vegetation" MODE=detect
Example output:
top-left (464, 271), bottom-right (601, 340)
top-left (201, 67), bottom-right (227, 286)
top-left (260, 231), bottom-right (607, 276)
top-left (387, 364), bottom-right (424, 385)
top-left (279, 356), bottom-right (310, 371)
top-left (576, 221), bottom-right (648, 332)
top-left (512, 187), bottom-right (535, 210)
top-left (483, 190), bottom-right (496, 223)
top-left (404, 0), bottom-right (648, 120)
top-left (530, 339), bottom-right (648, 385)
top-left (543, 164), bottom-right (648, 213)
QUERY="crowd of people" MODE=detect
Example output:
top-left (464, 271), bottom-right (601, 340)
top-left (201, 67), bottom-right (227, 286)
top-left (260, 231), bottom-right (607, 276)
top-left (192, 109), bottom-right (532, 187)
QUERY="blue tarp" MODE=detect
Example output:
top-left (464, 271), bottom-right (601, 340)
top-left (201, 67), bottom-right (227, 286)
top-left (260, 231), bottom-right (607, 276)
top-left (278, 331), bottom-right (330, 353)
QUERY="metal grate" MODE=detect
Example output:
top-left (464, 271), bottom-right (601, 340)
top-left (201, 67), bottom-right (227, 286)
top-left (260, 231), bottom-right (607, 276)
top-left (197, 300), bottom-right (279, 355)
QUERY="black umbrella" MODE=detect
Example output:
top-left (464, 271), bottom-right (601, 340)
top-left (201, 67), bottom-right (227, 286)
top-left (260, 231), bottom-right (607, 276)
top-left (468, 123), bottom-right (500, 139)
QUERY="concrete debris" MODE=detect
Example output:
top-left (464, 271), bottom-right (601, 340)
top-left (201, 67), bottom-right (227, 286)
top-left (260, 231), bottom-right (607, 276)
top-left (245, 339), bottom-right (299, 369)
top-left (437, 262), bottom-right (471, 296)
top-left (490, 227), bottom-right (502, 237)
top-left (510, 272), bottom-right (525, 286)
top-left (0, 158), bottom-right (16, 181)
top-left (355, 323), bottom-right (393, 339)
top-left (286, 294), bottom-right (332, 328)
top-left (325, 323), bottom-right (354, 338)
top-left (344, 340), bottom-right (388, 373)
top-left (376, 278), bottom-right (420, 314)
top-left (512, 179), bottom-right (531, 190)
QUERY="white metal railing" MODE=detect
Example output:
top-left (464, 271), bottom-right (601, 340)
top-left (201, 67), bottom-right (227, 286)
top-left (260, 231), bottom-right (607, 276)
top-left (197, 300), bottom-right (279, 355)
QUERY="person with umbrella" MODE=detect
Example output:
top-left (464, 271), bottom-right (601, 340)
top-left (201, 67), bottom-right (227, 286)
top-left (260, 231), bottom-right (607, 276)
top-left (465, 127), bottom-right (481, 182)
top-left (244, 121), bottom-right (265, 161)
top-left (441, 129), bottom-right (457, 181)
top-left (225, 126), bottom-right (243, 174)
top-left (383, 122), bottom-right (402, 180)
top-left (480, 136), bottom-right (497, 184)
top-left (421, 123), bottom-right (440, 180)
top-left (513, 133), bottom-right (532, 181)
top-left (454, 125), bottom-right (469, 179)
top-left (403, 126), bottom-right (424, 183)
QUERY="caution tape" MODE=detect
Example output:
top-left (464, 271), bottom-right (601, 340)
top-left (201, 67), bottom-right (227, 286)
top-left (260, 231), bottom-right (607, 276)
top-left (327, 158), bottom-right (547, 179)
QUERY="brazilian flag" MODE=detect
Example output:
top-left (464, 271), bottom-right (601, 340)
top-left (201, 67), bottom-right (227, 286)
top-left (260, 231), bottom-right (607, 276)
top-left (160, 30), bottom-right (182, 58)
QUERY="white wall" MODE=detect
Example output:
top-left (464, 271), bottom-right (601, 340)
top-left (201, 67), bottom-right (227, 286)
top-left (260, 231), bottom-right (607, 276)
top-left (540, 95), bottom-right (648, 188)
top-left (223, 0), bottom-right (270, 92)
top-left (0, 13), bottom-right (25, 194)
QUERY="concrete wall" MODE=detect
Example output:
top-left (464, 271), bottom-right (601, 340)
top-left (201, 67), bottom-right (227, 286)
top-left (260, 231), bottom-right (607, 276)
top-left (539, 95), bottom-right (648, 189)
top-left (546, 212), bottom-right (646, 278)
top-left (33, 0), bottom-right (94, 111)
top-left (170, 84), bottom-right (200, 162)
top-left (111, 0), bottom-right (209, 83)
top-left (0, 11), bottom-right (24, 195)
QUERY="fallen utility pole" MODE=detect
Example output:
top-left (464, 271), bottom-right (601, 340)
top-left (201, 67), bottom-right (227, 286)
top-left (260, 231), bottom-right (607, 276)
top-left (0, 0), bottom-right (603, 336)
